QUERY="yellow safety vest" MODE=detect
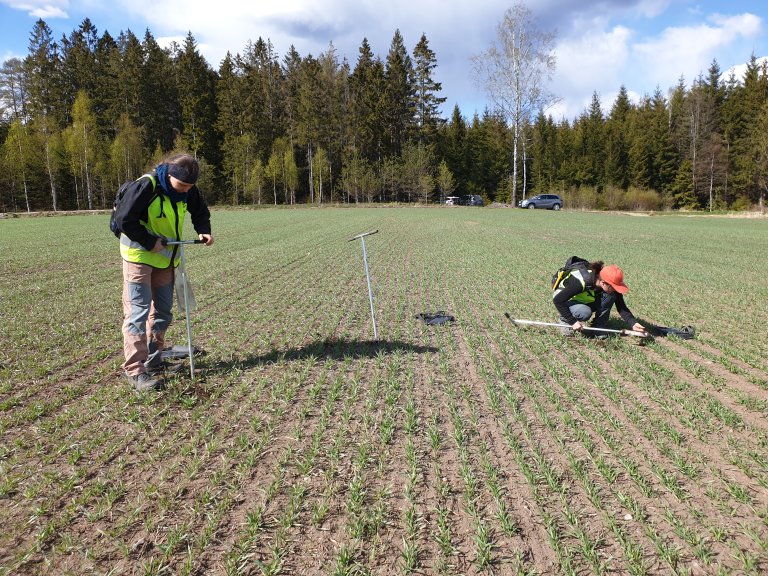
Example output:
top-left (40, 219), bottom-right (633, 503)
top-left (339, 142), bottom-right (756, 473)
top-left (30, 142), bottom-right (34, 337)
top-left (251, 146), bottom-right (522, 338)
top-left (120, 186), bottom-right (188, 269)
top-left (553, 268), bottom-right (598, 304)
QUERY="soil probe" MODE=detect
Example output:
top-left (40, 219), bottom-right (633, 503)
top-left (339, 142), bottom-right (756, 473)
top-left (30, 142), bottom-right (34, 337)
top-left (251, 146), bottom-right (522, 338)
top-left (348, 230), bottom-right (379, 340)
top-left (504, 313), bottom-right (649, 338)
top-left (166, 239), bottom-right (204, 379)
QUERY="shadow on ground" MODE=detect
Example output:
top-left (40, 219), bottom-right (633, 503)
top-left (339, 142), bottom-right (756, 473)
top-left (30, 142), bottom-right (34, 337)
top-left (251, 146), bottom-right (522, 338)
top-left (204, 338), bottom-right (439, 374)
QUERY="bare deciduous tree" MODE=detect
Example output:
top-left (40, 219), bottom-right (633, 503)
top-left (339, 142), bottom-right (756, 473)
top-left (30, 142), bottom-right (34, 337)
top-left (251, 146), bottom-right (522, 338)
top-left (472, 3), bottom-right (557, 205)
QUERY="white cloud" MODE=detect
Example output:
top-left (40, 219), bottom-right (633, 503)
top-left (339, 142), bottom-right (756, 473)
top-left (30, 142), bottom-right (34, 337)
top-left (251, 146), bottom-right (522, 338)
top-left (710, 12), bottom-right (761, 36)
top-left (114, 0), bottom-right (501, 63)
top-left (549, 23), bottom-right (632, 119)
top-left (632, 0), bottom-right (672, 18)
top-left (4, 0), bottom-right (763, 121)
top-left (1, 49), bottom-right (20, 62)
top-left (722, 56), bottom-right (768, 85)
top-left (1, 0), bottom-right (68, 18)
top-left (111, 0), bottom-right (505, 115)
top-left (632, 12), bottom-right (763, 92)
top-left (548, 8), bottom-right (765, 120)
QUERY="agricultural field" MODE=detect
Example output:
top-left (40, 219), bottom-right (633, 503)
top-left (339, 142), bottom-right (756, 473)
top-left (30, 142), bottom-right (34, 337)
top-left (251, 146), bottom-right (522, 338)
top-left (1, 206), bottom-right (767, 576)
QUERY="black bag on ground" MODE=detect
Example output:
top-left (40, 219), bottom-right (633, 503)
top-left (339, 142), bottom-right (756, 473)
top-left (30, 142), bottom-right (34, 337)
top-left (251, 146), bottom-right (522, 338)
top-left (551, 255), bottom-right (590, 289)
top-left (653, 325), bottom-right (696, 339)
top-left (416, 311), bottom-right (455, 325)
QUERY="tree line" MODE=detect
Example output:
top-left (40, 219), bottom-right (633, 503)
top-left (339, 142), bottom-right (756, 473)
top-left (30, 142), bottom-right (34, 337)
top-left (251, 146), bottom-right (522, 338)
top-left (1, 17), bottom-right (767, 213)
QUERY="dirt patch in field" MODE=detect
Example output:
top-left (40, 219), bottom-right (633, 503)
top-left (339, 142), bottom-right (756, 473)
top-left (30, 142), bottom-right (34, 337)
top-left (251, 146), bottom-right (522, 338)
top-left (3, 303), bottom-right (768, 574)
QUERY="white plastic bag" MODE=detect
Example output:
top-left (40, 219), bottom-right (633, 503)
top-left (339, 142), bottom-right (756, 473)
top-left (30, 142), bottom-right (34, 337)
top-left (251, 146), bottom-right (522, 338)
top-left (174, 268), bottom-right (197, 312)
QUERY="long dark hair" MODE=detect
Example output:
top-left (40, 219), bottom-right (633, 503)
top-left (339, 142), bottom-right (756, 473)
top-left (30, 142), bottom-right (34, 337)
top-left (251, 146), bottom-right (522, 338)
top-left (590, 261), bottom-right (604, 275)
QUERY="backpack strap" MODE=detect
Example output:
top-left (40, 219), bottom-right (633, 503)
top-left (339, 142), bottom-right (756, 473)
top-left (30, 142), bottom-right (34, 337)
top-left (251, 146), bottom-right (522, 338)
top-left (139, 172), bottom-right (157, 190)
top-left (139, 172), bottom-right (161, 214)
top-left (552, 256), bottom-right (590, 290)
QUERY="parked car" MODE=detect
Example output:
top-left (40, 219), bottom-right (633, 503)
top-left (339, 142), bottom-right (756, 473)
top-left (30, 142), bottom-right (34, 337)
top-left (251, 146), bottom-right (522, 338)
top-left (518, 194), bottom-right (563, 210)
top-left (459, 194), bottom-right (484, 206)
top-left (445, 196), bottom-right (460, 205)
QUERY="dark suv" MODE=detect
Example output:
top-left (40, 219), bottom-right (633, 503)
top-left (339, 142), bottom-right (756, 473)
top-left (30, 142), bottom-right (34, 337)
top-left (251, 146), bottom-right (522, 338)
top-left (518, 194), bottom-right (563, 210)
top-left (459, 194), bottom-right (484, 206)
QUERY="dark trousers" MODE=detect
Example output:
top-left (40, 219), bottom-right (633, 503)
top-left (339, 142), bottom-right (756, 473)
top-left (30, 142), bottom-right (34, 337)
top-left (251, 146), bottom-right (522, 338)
top-left (591, 292), bottom-right (618, 328)
top-left (562, 292), bottom-right (617, 327)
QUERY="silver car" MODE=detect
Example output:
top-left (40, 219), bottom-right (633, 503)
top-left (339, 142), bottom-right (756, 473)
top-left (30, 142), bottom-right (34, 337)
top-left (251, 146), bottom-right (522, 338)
top-left (518, 194), bottom-right (563, 210)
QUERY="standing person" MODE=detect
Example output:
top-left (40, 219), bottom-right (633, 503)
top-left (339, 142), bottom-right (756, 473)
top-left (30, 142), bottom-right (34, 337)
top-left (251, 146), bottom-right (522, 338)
top-left (114, 153), bottom-right (214, 391)
top-left (552, 260), bottom-right (648, 337)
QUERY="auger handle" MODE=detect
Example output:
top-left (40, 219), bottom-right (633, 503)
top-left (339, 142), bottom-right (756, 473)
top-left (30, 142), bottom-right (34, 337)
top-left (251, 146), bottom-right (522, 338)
top-left (348, 230), bottom-right (378, 242)
top-left (164, 239), bottom-right (205, 245)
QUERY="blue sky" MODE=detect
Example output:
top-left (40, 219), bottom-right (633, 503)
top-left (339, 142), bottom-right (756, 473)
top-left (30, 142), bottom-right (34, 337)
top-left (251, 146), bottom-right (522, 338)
top-left (1, 0), bottom-right (765, 121)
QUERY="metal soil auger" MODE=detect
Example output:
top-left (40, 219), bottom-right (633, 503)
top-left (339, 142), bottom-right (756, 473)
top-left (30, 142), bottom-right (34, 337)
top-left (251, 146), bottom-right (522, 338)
top-left (348, 230), bottom-right (379, 340)
top-left (166, 239), bottom-right (204, 379)
top-left (504, 313), bottom-right (650, 338)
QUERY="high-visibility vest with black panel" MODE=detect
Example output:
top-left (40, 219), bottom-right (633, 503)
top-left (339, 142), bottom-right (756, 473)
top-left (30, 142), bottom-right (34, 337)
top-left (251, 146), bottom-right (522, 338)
top-left (552, 267), bottom-right (597, 304)
top-left (120, 191), bottom-right (187, 268)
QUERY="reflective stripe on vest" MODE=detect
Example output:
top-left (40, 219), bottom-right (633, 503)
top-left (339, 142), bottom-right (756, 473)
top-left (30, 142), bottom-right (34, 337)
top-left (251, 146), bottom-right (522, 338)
top-left (120, 191), bottom-right (188, 268)
top-left (553, 268), bottom-right (597, 304)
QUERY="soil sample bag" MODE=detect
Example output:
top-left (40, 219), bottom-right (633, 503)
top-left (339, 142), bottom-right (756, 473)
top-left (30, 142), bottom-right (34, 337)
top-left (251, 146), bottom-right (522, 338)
top-left (175, 269), bottom-right (197, 312)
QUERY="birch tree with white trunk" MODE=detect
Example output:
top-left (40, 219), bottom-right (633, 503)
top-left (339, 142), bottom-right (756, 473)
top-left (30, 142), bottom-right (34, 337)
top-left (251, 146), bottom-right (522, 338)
top-left (472, 3), bottom-right (558, 206)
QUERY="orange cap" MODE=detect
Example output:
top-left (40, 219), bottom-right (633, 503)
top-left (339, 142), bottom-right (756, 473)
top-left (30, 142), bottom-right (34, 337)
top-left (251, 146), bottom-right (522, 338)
top-left (600, 265), bottom-right (629, 294)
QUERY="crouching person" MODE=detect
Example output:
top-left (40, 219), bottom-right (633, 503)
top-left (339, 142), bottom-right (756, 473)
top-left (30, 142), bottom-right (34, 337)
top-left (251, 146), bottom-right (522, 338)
top-left (553, 260), bottom-right (647, 338)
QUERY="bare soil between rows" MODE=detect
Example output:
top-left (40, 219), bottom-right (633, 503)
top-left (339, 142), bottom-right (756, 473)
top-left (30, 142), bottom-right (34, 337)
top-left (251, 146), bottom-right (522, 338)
top-left (2, 316), bottom-right (768, 575)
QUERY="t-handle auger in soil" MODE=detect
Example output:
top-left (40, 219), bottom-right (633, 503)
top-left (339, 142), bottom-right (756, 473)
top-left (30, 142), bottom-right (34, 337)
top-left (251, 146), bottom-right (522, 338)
top-left (504, 313), bottom-right (650, 338)
top-left (166, 239), bottom-right (204, 379)
top-left (348, 230), bottom-right (379, 340)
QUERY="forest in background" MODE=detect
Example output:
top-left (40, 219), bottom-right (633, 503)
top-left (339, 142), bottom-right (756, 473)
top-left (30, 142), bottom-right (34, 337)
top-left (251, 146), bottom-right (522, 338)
top-left (1, 17), bottom-right (768, 213)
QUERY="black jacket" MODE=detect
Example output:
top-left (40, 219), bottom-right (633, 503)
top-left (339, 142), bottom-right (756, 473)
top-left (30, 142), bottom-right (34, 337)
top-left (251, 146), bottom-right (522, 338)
top-left (553, 268), bottom-right (637, 326)
top-left (114, 172), bottom-right (211, 251)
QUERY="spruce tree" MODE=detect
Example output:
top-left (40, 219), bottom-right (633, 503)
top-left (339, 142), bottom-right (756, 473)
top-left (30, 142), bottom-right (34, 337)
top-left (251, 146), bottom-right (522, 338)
top-left (650, 88), bottom-right (678, 203)
top-left (59, 19), bottom-right (100, 121)
top-left (140, 29), bottom-right (180, 152)
top-left (240, 38), bottom-right (285, 158)
top-left (605, 86), bottom-right (631, 189)
top-left (24, 19), bottom-right (66, 127)
top-left (412, 33), bottom-right (446, 143)
top-left (530, 111), bottom-right (558, 195)
top-left (439, 105), bottom-right (468, 193)
top-left (382, 30), bottom-right (416, 157)
top-left (174, 32), bottom-right (221, 166)
top-left (93, 31), bottom-right (120, 136)
top-left (575, 92), bottom-right (605, 190)
top-left (349, 38), bottom-right (385, 163)
top-left (115, 30), bottom-right (145, 129)
top-left (726, 54), bottom-right (768, 203)
top-left (628, 95), bottom-right (655, 191)
top-left (217, 52), bottom-right (249, 203)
